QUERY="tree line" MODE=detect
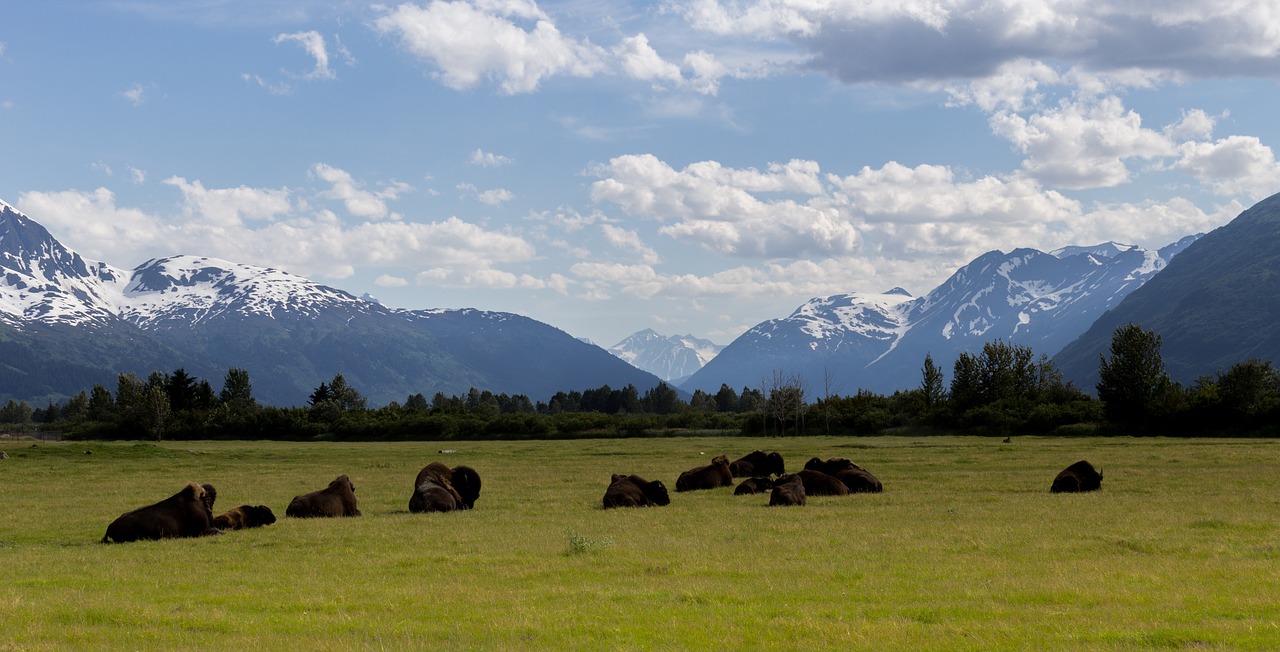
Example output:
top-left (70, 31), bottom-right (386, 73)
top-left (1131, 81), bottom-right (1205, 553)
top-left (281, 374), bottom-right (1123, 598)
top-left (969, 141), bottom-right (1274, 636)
top-left (2, 323), bottom-right (1277, 440)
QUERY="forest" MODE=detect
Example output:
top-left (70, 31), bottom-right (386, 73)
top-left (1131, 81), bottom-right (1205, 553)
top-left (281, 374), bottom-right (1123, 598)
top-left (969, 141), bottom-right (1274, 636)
top-left (3, 324), bottom-right (1277, 440)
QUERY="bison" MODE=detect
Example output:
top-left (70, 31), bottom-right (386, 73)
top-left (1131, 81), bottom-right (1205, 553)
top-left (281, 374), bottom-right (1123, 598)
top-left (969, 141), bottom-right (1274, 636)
top-left (675, 454), bottom-right (733, 492)
top-left (769, 474), bottom-right (806, 506)
top-left (603, 474), bottom-right (671, 509)
top-left (733, 477), bottom-right (774, 495)
top-left (729, 450), bottom-right (786, 477)
top-left (286, 475), bottom-right (361, 518)
top-left (1051, 460), bottom-right (1103, 493)
top-left (796, 469), bottom-right (851, 496)
top-left (212, 505), bottom-right (277, 531)
top-left (804, 457), bottom-right (883, 493)
top-left (101, 482), bottom-right (219, 543)
top-left (409, 462), bottom-right (482, 513)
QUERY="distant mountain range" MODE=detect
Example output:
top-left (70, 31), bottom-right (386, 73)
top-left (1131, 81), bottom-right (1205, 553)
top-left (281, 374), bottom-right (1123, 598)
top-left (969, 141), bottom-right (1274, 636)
top-left (606, 329), bottom-right (724, 383)
top-left (8, 189), bottom-right (1277, 408)
top-left (0, 199), bottom-right (665, 406)
top-left (681, 236), bottom-right (1200, 395)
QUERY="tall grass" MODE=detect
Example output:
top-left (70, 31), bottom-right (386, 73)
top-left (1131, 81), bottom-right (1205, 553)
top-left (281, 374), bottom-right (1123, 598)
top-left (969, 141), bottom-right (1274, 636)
top-left (2, 436), bottom-right (1279, 649)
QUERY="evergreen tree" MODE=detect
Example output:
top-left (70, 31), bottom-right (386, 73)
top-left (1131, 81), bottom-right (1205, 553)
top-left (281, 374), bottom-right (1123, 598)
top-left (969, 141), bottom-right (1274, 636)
top-left (1097, 323), bottom-right (1171, 426)
top-left (920, 353), bottom-right (945, 407)
top-left (714, 384), bottom-right (739, 412)
top-left (166, 368), bottom-right (196, 412)
top-left (641, 382), bottom-right (683, 414)
top-left (88, 384), bottom-right (115, 421)
top-left (404, 393), bottom-right (429, 411)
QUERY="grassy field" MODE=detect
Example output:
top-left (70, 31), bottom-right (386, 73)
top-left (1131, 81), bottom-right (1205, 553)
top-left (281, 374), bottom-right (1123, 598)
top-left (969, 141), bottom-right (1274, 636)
top-left (2, 435), bottom-right (1280, 650)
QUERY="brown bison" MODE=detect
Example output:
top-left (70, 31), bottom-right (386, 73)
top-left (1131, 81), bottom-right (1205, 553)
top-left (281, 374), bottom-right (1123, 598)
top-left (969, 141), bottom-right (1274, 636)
top-left (286, 475), bottom-right (361, 518)
top-left (603, 474), bottom-right (671, 509)
top-left (101, 482), bottom-right (219, 543)
top-left (409, 462), bottom-right (482, 513)
top-left (769, 474), bottom-right (806, 506)
top-left (804, 457), bottom-right (884, 493)
top-left (734, 476), bottom-right (774, 495)
top-left (675, 454), bottom-right (733, 492)
top-left (1051, 460), bottom-right (1103, 493)
top-left (796, 469), bottom-right (851, 496)
top-left (212, 505), bottom-right (277, 531)
top-left (729, 450), bottom-right (786, 477)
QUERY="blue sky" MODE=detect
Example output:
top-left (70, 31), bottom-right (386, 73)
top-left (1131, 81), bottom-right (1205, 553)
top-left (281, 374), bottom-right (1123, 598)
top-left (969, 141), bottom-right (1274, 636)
top-left (2, 1), bottom-right (1278, 348)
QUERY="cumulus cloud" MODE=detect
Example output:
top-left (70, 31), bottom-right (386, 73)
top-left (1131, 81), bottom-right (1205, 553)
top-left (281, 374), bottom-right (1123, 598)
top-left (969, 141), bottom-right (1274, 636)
top-left (17, 174), bottom-right (537, 282)
top-left (312, 163), bottom-right (410, 220)
top-left (616, 34), bottom-right (683, 87)
top-left (679, 0), bottom-right (1280, 83)
top-left (600, 224), bottom-right (660, 264)
top-left (1175, 136), bottom-right (1280, 200)
top-left (375, 274), bottom-right (409, 287)
top-left (591, 154), bottom-right (853, 257)
top-left (989, 96), bottom-right (1176, 189)
top-left (372, 0), bottom-right (606, 94)
top-left (469, 148), bottom-right (513, 167)
top-left (584, 150), bottom-right (1237, 301)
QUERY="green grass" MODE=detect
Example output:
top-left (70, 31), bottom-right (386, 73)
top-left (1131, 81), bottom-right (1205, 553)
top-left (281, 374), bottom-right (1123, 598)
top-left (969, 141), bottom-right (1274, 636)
top-left (3, 436), bottom-right (1280, 650)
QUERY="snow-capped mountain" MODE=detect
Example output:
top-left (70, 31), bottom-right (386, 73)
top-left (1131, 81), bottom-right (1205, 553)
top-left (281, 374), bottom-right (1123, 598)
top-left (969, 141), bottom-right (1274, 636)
top-left (682, 236), bottom-right (1200, 395)
top-left (608, 329), bottom-right (725, 383)
top-left (0, 200), bottom-right (665, 406)
top-left (1055, 191), bottom-right (1280, 390)
top-left (0, 199), bottom-right (128, 328)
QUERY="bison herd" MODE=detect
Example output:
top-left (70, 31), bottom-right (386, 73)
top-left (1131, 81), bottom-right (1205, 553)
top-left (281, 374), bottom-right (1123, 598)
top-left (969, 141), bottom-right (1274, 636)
top-left (101, 461), bottom-right (481, 544)
top-left (100, 451), bottom-right (1103, 543)
top-left (621, 450), bottom-right (887, 510)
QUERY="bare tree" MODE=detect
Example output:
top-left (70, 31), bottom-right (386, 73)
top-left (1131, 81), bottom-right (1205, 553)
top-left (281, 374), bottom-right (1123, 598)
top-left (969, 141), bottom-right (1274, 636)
top-left (765, 370), bottom-right (807, 436)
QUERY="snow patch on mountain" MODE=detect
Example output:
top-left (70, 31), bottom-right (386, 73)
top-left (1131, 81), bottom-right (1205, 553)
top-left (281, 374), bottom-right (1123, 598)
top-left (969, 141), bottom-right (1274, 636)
top-left (609, 329), bottom-right (725, 381)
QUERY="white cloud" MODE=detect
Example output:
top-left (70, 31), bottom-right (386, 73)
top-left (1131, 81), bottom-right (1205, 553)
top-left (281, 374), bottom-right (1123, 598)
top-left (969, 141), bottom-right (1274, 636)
top-left (372, 0), bottom-right (606, 94)
top-left (120, 83), bottom-right (150, 105)
top-left (616, 33), bottom-right (683, 87)
top-left (17, 173), bottom-right (536, 282)
top-left (129, 167), bottom-right (147, 185)
top-left (274, 30), bottom-right (336, 80)
top-left (312, 163), bottom-right (410, 220)
top-left (590, 154), bottom-right (854, 257)
top-left (1164, 109), bottom-right (1220, 143)
top-left (164, 176), bottom-right (293, 226)
top-left (989, 96), bottom-right (1175, 189)
top-left (469, 148), bottom-right (513, 167)
top-left (1175, 136), bottom-right (1280, 200)
top-left (242, 73), bottom-right (293, 96)
top-left (600, 224), bottom-right (660, 264)
top-left (477, 188), bottom-right (515, 205)
top-left (375, 274), bottom-right (409, 287)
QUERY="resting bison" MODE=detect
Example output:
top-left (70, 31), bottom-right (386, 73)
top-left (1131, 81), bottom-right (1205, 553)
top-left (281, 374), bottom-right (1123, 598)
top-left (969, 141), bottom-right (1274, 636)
top-left (729, 451), bottom-right (786, 477)
top-left (409, 462), bottom-right (482, 513)
top-left (675, 454), bottom-right (733, 492)
top-left (796, 469), bottom-right (851, 496)
top-left (804, 457), bottom-right (883, 493)
top-left (769, 474), bottom-right (806, 506)
top-left (212, 505), bottom-right (277, 531)
top-left (1051, 460), bottom-right (1103, 493)
top-left (733, 477), bottom-right (774, 495)
top-left (101, 482), bottom-right (219, 543)
top-left (286, 475), bottom-right (361, 518)
top-left (603, 474), bottom-right (671, 509)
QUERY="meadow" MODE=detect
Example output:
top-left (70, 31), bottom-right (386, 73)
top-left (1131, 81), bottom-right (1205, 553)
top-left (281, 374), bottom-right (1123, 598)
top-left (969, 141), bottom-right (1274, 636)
top-left (2, 435), bottom-right (1280, 650)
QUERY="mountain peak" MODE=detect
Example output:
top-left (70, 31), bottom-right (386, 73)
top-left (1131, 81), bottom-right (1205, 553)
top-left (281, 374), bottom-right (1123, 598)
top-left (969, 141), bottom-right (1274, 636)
top-left (609, 330), bottom-right (724, 382)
